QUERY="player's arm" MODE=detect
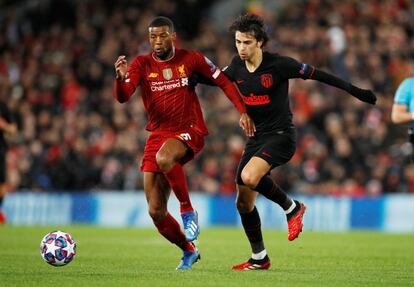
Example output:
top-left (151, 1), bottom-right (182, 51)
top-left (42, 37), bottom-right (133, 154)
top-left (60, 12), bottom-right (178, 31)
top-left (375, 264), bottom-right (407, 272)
top-left (392, 79), bottom-right (414, 124)
top-left (189, 57), bottom-right (237, 88)
top-left (194, 53), bottom-right (255, 136)
top-left (189, 72), bottom-right (216, 87)
top-left (391, 104), bottom-right (413, 124)
top-left (279, 56), bottom-right (377, 105)
top-left (114, 55), bottom-right (141, 103)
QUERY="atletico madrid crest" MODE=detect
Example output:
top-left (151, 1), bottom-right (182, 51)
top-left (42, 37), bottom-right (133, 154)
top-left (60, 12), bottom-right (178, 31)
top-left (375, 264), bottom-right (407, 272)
top-left (261, 74), bottom-right (273, 88)
top-left (162, 68), bottom-right (173, 80)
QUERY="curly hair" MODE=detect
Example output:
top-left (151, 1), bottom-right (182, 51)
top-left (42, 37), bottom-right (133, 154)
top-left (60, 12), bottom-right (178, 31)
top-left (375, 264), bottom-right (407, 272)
top-left (148, 16), bottom-right (175, 32)
top-left (229, 13), bottom-right (269, 47)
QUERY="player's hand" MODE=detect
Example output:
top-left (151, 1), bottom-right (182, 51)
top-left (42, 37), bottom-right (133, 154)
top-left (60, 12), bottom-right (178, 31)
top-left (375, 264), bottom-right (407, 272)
top-left (350, 86), bottom-right (377, 105)
top-left (114, 55), bottom-right (128, 80)
top-left (239, 113), bottom-right (256, 137)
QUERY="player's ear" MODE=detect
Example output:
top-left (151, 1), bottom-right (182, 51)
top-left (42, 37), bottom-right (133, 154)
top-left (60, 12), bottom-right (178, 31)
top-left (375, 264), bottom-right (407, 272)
top-left (171, 32), bottom-right (177, 41)
top-left (257, 40), bottom-right (263, 48)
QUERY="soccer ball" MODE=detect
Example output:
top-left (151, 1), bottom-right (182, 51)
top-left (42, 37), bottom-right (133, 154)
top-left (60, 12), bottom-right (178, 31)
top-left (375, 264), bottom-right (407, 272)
top-left (40, 230), bottom-right (76, 267)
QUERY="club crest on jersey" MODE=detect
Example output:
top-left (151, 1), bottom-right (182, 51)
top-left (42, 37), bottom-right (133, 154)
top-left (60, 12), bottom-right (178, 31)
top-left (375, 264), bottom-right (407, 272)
top-left (261, 74), bottom-right (273, 88)
top-left (177, 65), bottom-right (187, 77)
top-left (162, 68), bottom-right (173, 80)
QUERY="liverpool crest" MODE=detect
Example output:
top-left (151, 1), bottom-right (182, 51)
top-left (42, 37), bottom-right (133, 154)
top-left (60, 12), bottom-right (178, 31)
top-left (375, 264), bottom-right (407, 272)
top-left (162, 68), bottom-right (173, 80)
top-left (177, 65), bottom-right (187, 77)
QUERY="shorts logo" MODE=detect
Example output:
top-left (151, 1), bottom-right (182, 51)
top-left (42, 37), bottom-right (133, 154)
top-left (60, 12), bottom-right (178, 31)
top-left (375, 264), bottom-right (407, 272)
top-left (178, 133), bottom-right (191, 141)
top-left (261, 151), bottom-right (272, 158)
top-left (162, 68), bottom-right (173, 80)
top-left (260, 74), bottom-right (273, 88)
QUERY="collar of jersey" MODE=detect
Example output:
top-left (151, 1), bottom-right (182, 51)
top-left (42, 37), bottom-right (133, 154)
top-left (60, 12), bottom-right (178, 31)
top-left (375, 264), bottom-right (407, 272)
top-left (152, 46), bottom-right (176, 62)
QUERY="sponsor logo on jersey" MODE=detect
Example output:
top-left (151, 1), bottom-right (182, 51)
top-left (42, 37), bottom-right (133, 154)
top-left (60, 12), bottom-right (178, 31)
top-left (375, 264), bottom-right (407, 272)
top-left (204, 56), bottom-right (217, 73)
top-left (150, 78), bottom-right (189, 91)
top-left (260, 74), bottom-right (273, 88)
top-left (242, 93), bottom-right (270, 106)
top-left (148, 72), bottom-right (158, 78)
top-left (162, 68), bottom-right (173, 80)
top-left (177, 65), bottom-right (187, 77)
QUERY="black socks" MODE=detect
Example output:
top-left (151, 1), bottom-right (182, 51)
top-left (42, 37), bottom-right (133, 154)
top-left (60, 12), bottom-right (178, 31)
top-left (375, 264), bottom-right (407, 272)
top-left (253, 176), bottom-right (293, 210)
top-left (239, 206), bottom-right (265, 254)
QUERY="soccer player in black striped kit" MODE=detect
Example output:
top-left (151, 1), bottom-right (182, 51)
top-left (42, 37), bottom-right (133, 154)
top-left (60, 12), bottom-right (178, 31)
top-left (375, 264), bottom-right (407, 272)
top-left (223, 14), bottom-right (377, 270)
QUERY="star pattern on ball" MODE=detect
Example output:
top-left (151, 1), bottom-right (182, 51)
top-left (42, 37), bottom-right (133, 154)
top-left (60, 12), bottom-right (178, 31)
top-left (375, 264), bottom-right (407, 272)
top-left (45, 240), bottom-right (61, 255)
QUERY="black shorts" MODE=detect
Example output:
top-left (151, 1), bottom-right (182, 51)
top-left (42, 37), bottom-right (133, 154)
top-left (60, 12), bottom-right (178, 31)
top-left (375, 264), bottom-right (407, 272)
top-left (0, 149), bottom-right (6, 183)
top-left (236, 129), bottom-right (296, 185)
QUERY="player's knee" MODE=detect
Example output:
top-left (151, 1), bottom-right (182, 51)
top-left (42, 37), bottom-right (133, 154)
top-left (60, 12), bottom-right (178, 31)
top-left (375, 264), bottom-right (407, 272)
top-left (236, 197), bottom-right (254, 213)
top-left (156, 152), bottom-right (174, 172)
top-left (240, 169), bottom-right (260, 189)
top-left (148, 206), bottom-right (167, 221)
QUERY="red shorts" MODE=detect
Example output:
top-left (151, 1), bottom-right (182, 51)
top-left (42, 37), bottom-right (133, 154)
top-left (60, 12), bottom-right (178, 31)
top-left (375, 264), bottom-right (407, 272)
top-left (141, 128), bottom-right (205, 172)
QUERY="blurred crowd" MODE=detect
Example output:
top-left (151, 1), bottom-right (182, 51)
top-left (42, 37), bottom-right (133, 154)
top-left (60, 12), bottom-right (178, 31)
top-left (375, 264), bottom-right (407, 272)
top-left (1, 0), bottom-right (414, 196)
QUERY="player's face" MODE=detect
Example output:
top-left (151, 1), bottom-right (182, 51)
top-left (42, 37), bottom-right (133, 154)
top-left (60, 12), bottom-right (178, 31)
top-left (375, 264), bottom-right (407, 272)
top-left (235, 31), bottom-right (262, 61)
top-left (149, 26), bottom-right (176, 60)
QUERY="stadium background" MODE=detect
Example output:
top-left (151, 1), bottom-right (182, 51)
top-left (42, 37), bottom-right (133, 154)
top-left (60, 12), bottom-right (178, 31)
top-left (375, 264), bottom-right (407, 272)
top-left (1, 1), bottom-right (414, 287)
top-left (1, 0), bottom-right (414, 229)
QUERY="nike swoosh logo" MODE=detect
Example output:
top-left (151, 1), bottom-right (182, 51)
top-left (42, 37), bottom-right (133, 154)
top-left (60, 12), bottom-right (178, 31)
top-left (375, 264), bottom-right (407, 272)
top-left (236, 80), bottom-right (244, 84)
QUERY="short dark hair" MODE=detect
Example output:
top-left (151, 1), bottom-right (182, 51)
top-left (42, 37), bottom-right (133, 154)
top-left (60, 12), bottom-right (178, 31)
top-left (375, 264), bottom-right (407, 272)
top-left (229, 14), bottom-right (269, 47)
top-left (148, 16), bottom-right (175, 32)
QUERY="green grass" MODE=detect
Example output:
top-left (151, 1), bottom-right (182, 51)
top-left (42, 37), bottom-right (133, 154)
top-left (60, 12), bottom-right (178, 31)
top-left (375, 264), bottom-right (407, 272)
top-left (0, 226), bottom-right (413, 287)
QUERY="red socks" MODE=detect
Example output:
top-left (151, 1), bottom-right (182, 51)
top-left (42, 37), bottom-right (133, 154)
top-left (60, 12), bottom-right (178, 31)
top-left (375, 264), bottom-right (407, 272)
top-left (153, 213), bottom-right (195, 251)
top-left (164, 164), bottom-right (194, 213)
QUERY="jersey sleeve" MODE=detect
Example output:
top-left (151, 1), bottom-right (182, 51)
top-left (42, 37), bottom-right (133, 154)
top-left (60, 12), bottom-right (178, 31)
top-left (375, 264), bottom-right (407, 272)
top-left (276, 56), bottom-right (315, 80)
top-left (222, 57), bottom-right (237, 81)
top-left (192, 51), bottom-right (246, 113)
top-left (114, 57), bottom-right (143, 103)
top-left (394, 78), bottom-right (414, 105)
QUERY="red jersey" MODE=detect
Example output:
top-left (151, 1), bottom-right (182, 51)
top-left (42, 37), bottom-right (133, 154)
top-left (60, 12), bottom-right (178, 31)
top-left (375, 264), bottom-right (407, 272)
top-left (114, 48), bottom-right (246, 134)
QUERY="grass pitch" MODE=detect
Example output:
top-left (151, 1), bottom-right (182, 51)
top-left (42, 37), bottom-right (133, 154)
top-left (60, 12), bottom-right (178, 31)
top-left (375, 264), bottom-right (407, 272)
top-left (0, 226), bottom-right (413, 287)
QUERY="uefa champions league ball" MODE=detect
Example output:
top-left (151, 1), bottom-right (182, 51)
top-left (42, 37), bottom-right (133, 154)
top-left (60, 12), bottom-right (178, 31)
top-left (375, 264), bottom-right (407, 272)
top-left (40, 230), bottom-right (76, 266)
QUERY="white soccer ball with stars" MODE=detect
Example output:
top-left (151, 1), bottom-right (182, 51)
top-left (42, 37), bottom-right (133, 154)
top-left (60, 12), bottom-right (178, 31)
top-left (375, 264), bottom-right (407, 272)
top-left (40, 230), bottom-right (76, 266)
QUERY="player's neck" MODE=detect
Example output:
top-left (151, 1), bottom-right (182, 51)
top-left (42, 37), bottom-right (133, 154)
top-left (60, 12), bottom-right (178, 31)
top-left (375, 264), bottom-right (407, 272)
top-left (152, 46), bottom-right (176, 62)
top-left (245, 49), bottom-right (263, 73)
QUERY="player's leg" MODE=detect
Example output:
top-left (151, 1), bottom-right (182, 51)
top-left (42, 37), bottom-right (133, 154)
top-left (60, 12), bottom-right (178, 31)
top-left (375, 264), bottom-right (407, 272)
top-left (143, 172), bottom-right (200, 270)
top-left (157, 137), bottom-right (200, 241)
top-left (157, 138), bottom-right (193, 212)
top-left (232, 184), bottom-right (271, 270)
top-left (242, 156), bottom-right (306, 241)
top-left (232, 148), bottom-right (270, 270)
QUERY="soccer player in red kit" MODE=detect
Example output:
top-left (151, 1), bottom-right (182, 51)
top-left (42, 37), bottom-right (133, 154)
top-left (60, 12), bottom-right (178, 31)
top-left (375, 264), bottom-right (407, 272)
top-left (114, 16), bottom-right (255, 270)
